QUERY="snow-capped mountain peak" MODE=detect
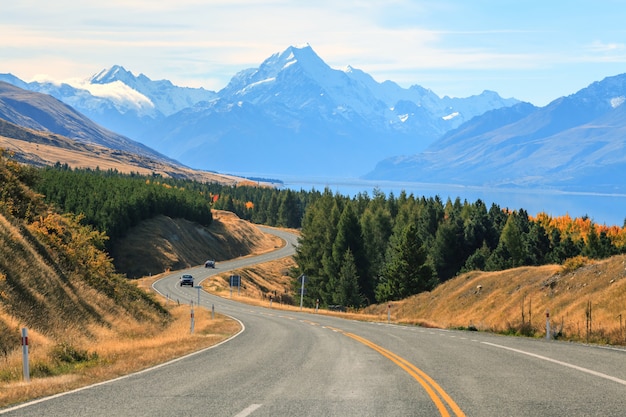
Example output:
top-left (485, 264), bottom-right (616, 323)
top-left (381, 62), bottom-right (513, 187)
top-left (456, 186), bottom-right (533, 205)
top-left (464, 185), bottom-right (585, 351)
top-left (75, 79), bottom-right (155, 113)
top-left (1, 44), bottom-right (524, 178)
top-left (90, 65), bottom-right (136, 84)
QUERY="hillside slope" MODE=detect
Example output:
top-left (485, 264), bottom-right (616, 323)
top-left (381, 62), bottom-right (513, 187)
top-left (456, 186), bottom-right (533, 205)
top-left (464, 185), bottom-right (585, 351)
top-left (0, 156), bottom-right (280, 404)
top-left (110, 210), bottom-right (282, 278)
top-left (364, 255), bottom-right (626, 344)
top-left (0, 118), bottom-right (246, 185)
top-left (0, 156), bottom-right (169, 361)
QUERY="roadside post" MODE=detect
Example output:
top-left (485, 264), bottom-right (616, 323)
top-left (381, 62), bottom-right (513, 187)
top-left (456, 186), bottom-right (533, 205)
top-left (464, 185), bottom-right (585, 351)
top-left (315, 299), bottom-right (319, 313)
top-left (21, 328), bottom-right (30, 382)
top-left (190, 303), bottom-right (195, 334)
top-left (387, 304), bottom-right (391, 323)
top-left (211, 304), bottom-right (215, 320)
top-left (299, 274), bottom-right (306, 311)
top-left (196, 285), bottom-right (201, 307)
top-left (546, 309), bottom-right (550, 340)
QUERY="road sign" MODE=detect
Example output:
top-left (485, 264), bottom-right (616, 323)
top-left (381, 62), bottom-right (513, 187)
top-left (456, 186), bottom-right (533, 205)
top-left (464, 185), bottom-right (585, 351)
top-left (230, 275), bottom-right (241, 287)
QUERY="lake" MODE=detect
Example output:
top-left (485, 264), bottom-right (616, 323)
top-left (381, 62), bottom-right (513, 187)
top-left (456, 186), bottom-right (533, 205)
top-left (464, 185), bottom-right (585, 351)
top-left (273, 175), bottom-right (626, 227)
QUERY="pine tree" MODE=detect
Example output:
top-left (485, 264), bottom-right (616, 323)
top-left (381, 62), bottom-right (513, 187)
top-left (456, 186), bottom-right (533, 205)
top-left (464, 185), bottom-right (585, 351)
top-left (330, 203), bottom-right (369, 303)
top-left (376, 224), bottom-right (435, 302)
top-left (333, 249), bottom-right (362, 307)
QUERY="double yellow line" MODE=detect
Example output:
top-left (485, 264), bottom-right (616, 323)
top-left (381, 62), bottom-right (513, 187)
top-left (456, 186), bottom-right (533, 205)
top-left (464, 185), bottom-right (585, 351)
top-left (330, 327), bottom-right (465, 417)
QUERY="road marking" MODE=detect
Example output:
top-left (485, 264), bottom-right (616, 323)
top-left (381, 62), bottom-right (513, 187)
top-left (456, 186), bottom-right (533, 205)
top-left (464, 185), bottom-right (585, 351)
top-left (482, 341), bottom-right (626, 386)
top-left (234, 403), bottom-right (263, 417)
top-left (0, 317), bottom-right (247, 415)
top-left (324, 326), bottom-right (465, 417)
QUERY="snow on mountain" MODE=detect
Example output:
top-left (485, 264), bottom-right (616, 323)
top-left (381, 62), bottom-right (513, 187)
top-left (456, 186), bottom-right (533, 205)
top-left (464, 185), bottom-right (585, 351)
top-left (365, 73), bottom-right (626, 192)
top-left (0, 81), bottom-right (175, 164)
top-left (132, 45), bottom-right (521, 177)
top-left (219, 44), bottom-right (388, 120)
top-left (89, 65), bottom-right (217, 116)
top-left (0, 66), bottom-right (217, 139)
top-left (73, 79), bottom-right (155, 114)
top-left (2, 44), bottom-right (520, 177)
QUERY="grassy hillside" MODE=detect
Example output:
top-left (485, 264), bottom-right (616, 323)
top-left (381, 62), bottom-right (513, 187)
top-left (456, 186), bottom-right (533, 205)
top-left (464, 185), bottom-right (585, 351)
top-left (362, 255), bottom-right (626, 345)
top-left (0, 153), bottom-right (169, 372)
top-left (0, 154), bottom-right (276, 406)
top-left (0, 118), bottom-right (245, 185)
top-left (111, 210), bottom-right (283, 278)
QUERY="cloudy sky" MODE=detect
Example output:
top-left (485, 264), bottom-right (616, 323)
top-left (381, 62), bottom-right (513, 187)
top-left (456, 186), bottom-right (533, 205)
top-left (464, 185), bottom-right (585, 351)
top-left (2, 0), bottom-right (625, 106)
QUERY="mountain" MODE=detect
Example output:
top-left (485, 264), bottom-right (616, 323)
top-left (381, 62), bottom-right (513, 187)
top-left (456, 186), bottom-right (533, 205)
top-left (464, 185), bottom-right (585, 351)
top-left (0, 67), bottom-right (216, 139)
top-left (0, 88), bottom-right (247, 185)
top-left (365, 73), bottom-right (626, 192)
top-left (136, 45), bottom-right (519, 177)
top-left (0, 81), bottom-right (177, 164)
top-left (1, 45), bottom-right (519, 177)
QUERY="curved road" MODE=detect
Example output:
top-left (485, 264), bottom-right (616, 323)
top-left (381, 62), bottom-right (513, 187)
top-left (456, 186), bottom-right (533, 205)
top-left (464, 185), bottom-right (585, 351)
top-left (3, 226), bottom-right (626, 416)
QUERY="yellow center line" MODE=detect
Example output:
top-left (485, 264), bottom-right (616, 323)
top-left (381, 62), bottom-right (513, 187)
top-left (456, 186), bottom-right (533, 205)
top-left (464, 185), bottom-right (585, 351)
top-left (326, 326), bottom-right (465, 417)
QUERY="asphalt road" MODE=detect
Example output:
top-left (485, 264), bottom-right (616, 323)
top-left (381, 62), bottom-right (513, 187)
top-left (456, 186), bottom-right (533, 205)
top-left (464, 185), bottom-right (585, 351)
top-left (3, 226), bottom-right (626, 416)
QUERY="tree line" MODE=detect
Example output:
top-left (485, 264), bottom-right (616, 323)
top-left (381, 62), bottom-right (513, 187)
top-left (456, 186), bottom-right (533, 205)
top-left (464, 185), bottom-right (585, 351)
top-left (32, 165), bottom-right (311, 247)
top-left (29, 164), bottom-right (626, 309)
top-left (35, 165), bottom-right (215, 246)
top-left (293, 189), bottom-right (626, 308)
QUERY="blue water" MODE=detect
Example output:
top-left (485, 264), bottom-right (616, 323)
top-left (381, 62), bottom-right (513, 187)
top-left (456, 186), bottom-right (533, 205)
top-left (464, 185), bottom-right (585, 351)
top-left (275, 176), bottom-right (626, 227)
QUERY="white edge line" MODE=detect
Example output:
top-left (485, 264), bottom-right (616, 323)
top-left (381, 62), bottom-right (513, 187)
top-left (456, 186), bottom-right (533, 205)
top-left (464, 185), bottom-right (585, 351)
top-left (0, 316), bottom-right (245, 414)
top-left (482, 341), bottom-right (626, 386)
top-left (233, 403), bottom-right (263, 417)
top-left (3, 228), bottom-right (294, 414)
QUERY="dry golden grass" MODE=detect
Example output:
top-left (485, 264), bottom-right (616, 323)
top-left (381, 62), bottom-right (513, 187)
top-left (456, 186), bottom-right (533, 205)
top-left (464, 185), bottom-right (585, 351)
top-left (0, 210), bottom-right (283, 409)
top-left (0, 302), bottom-right (239, 408)
top-left (111, 210), bottom-right (284, 278)
top-left (0, 134), bottom-right (247, 186)
top-left (364, 255), bottom-right (626, 344)
top-left (202, 255), bottom-right (380, 322)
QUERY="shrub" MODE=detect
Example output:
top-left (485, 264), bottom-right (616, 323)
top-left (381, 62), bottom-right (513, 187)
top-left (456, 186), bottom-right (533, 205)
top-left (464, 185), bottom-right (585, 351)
top-left (50, 342), bottom-right (94, 364)
top-left (561, 255), bottom-right (591, 274)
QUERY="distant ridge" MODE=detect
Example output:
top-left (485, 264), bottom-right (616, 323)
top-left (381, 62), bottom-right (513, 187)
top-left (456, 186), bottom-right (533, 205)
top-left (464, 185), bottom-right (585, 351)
top-left (365, 73), bottom-right (626, 192)
top-left (0, 81), bottom-right (177, 164)
top-left (1, 44), bottom-right (519, 177)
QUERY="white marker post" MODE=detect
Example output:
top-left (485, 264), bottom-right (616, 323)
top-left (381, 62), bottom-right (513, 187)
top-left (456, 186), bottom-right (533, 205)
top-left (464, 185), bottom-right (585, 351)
top-left (21, 328), bottom-right (30, 382)
top-left (387, 304), bottom-right (391, 323)
top-left (190, 305), bottom-right (195, 334)
top-left (299, 275), bottom-right (306, 311)
top-left (546, 309), bottom-right (551, 340)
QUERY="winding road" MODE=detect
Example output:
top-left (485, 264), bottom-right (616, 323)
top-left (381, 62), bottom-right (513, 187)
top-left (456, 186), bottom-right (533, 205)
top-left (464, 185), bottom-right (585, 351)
top-left (3, 226), bottom-right (626, 416)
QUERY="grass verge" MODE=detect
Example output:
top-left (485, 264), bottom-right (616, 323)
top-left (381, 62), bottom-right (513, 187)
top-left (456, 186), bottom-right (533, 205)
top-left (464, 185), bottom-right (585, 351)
top-left (0, 279), bottom-right (240, 409)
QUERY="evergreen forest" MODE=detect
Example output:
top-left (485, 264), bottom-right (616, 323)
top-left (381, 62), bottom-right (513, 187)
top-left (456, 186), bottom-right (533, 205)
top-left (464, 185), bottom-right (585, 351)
top-left (31, 165), bottom-right (626, 309)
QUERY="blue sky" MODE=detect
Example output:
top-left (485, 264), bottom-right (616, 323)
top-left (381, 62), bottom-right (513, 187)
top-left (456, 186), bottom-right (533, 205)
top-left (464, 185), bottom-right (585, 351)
top-left (2, 0), bottom-right (625, 106)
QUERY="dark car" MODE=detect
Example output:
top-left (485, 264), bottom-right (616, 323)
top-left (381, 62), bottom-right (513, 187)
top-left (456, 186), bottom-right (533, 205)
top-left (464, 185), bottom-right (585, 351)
top-left (180, 274), bottom-right (194, 287)
top-left (204, 259), bottom-right (216, 268)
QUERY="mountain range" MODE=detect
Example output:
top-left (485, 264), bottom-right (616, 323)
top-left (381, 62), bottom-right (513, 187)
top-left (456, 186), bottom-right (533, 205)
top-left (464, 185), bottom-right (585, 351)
top-left (0, 81), bottom-right (173, 163)
top-left (0, 45), bottom-right (518, 177)
top-left (0, 81), bottom-right (245, 185)
top-left (1, 44), bottom-right (625, 192)
top-left (366, 74), bottom-right (626, 192)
